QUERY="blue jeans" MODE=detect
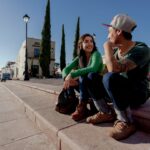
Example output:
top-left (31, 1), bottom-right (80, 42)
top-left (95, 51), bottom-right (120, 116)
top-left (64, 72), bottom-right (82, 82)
top-left (79, 76), bottom-right (90, 102)
top-left (67, 73), bottom-right (110, 113)
top-left (66, 76), bottom-right (90, 102)
top-left (67, 73), bottom-right (106, 102)
top-left (103, 72), bottom-right (147, 111)
top-left (86, 73), bottom-right (108, 100)
top-left (86, 72), bottom-right (111, 113)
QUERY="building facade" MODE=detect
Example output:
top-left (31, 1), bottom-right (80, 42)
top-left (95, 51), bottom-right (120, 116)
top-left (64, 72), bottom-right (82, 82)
top-left (15, 37), bottom-right (55, 80)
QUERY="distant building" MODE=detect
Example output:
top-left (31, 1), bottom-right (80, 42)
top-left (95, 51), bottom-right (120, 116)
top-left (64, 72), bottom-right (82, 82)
top-left (14, 37), bottom-right (55, 80)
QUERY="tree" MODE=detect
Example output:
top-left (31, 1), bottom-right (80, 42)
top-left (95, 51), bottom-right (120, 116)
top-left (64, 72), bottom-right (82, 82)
top-left (39, 0), bottom-right (51, 77)
top-left (73, 17), bottom-right (80, 59)
top-left (60, 24), bottom-right (66, 71)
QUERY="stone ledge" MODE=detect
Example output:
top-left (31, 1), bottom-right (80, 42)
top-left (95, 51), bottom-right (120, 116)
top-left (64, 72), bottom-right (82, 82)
top-left (4, 81), bottom-right (150, 150)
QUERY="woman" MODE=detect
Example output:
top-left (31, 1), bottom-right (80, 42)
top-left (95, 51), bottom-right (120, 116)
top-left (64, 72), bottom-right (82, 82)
top-left (62, 33), bottom-right (105, 121)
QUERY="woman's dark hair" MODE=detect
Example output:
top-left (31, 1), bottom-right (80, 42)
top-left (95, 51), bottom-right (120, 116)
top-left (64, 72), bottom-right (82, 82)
top-left (78, 33), bottom-right (97, 67)
top-left (122, 31), bottom-right (132, 40)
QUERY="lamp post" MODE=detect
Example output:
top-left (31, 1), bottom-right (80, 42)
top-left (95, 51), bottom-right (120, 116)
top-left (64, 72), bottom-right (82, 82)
top-left (93, 33), bottom-right (96, 39)
top-left (23, 14), bottom-right (30, 80)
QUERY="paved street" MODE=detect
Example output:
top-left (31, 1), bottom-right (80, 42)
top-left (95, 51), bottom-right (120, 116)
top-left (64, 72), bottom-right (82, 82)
top-left (0, 82), bottom-right (56, 150)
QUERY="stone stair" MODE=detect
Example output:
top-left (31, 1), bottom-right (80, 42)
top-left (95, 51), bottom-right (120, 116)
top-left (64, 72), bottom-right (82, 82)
top-left (3, 80), bottom-right (150, 150)
top-left (131, 98), bottom-right (150, 132)
top-left (14, 79), bottom-right (150, 133)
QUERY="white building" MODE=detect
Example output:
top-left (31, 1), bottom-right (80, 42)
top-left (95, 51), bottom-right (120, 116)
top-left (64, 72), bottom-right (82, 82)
top-left (15, 37), bottom-right (55, 80)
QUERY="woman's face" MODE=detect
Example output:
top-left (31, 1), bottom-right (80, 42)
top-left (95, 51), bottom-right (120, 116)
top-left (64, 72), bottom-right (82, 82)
top-left (82, 36), bottom-right (94, 53)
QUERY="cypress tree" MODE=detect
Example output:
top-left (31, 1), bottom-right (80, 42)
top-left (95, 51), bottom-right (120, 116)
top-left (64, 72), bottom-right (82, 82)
top-left (73, 17), bottom-right (80, 59)
top-left (60, 24), bottom-right (66, 71)
top-left (39, 0), bottom-right (51, 77)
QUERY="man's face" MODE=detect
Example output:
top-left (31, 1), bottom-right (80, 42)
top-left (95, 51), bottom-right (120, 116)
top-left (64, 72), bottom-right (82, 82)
top-left (107, 27), bottom-right (120, 44)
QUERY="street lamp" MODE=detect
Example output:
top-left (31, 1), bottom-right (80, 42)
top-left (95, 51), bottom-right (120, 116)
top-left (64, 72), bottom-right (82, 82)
top-left (93, 33), bottom-right (96, 39)
top-left (23, 14), bottom-right (30, 80)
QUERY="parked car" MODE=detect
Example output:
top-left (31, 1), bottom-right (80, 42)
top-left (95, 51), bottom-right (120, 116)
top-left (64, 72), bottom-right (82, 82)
top-left (0, 73), bottom-right (11, 81)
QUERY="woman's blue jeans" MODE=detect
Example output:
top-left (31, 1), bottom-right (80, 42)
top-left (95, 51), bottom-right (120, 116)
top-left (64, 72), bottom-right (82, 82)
top-left (67, 73), bottom-right (110, 113)
top-left (66, 76), bottom-right (90, 102)
top-left (67, 73), bottom-right (107, 102)
top-left (67, 72), bottom-right (110, 105)
top-left (86, 73), bottom-right (108, 100)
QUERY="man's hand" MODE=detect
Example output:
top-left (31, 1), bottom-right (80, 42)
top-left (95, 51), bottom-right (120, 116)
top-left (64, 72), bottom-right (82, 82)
top-left (103, 41), bottom-right (116, 72)
top-left (103, 41), bottom-right (136, 72)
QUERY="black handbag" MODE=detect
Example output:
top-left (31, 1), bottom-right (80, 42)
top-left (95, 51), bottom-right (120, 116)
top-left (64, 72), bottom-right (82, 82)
top-left (55, 89), bottom-right (79, 114)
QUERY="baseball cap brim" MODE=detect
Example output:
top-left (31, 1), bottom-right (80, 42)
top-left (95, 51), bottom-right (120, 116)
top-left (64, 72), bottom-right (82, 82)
top-left (102, 23), bottom-right (112, 28)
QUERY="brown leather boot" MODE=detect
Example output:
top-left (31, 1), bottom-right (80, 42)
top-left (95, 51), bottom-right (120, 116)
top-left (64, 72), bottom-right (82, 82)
top-left (86, 111), bottom-right (116, 124)
top-left (109, 120), bottom-right (136, 140)
top-left (71, 101), bottom-right (89, 121)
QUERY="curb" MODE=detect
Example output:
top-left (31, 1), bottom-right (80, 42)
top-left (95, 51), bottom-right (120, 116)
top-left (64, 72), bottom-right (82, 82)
top-left (14, 82), bottom-right (60, 95)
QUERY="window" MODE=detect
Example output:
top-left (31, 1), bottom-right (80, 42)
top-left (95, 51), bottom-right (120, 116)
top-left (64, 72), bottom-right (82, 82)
top-left (34, 48), bottom-right (40, 57)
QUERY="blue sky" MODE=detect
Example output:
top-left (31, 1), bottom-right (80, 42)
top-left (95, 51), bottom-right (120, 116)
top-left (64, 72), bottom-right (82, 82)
top-left (0, 0), bottom-right (150, 69)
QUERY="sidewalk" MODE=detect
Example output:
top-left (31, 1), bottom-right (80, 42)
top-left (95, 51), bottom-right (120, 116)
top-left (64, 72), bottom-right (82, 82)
top-left (0, 82), bottom-right (56, 150)
top-left (2, 79), bottom-right (150, 150)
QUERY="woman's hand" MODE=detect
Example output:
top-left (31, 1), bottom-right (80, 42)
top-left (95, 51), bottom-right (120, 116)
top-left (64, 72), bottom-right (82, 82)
top-left (63, 74), bottom-right (78, 89)
top-left (65, 74), bottom-right (72, 81)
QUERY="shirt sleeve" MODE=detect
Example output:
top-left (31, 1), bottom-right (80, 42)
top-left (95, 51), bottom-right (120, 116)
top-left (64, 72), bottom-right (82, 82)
top-left (70, 51), bottom-right (103, 78)
top-left (62, 57), bottom-right (79, 79)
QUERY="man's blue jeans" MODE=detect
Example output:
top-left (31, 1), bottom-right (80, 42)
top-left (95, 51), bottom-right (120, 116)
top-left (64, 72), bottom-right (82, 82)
top-left (103, 72), bottom-right (148, 111)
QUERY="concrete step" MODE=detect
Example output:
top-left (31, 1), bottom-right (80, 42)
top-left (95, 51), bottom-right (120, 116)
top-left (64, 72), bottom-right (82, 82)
top-left (2, 81), bottom-right (150, 150)
top-left (14, 80), bottom-right (150, 133)
top-left (132, 98), bottom-right (150, 132)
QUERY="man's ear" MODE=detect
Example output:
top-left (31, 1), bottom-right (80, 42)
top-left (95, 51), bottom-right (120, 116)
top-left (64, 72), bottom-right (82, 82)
top-left (116, 29), bottom-right (122, 36)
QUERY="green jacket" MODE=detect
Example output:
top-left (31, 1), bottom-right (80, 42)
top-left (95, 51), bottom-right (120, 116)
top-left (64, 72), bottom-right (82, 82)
top-left (62, 51), bottom-right (104, 79)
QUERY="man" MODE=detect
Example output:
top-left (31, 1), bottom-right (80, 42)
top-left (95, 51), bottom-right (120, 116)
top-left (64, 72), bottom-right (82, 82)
top-left (102, 14), bottom-right (150, 140)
